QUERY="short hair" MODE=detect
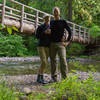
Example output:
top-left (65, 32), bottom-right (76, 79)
top-left (53, 7), bottom-right (60, 14)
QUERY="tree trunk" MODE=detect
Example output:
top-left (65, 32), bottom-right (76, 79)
top-left (68, 0), bottom-right (72, 21)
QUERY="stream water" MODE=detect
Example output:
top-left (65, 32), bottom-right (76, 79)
top-left (0, 57), bottom-right (100, 76)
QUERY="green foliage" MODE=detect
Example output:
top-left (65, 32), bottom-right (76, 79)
top-left (90, 56), bottom-right (100, 61)
top-left (73, 0), bottom-right (100, 26)
top-left (0, 24), bottom-right (28, 57)
top-left (0, 31), bottom-right (28, 57)
top-left (79, 55), bottom-right (89, 58)
top-left (66, 43), bottom-right (85, 56)
top-left (24, 36), bottom-right (38, 56)
top-left (69, 61), bottom-right (97, 72)
top-left (0, 23), bottom-right (38, 57)
top-left (51, 74), bottom-right (100, 100)
top-left (0, 81), bottom-right (16, 100)
top-left (12, 26), bottom-right (19, 32)
top-left (7, 26), bottom-right (12, 35)
top-left (0, 0), bottom-right (100, 57)
top-left (90, 25), bottom-right (100, 38)
top-left (2, 0), bottom-right (100, 27)
top-left (28, 92), bottom-right (47, 100)
top-left (21, 0), bottom-right (100, 26)
top-left (0, 0), bottom-right (2, 3)
top-left (0, 24), bottom-right (6, 30)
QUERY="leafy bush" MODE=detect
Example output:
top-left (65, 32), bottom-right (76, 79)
top-left (24, 36), bottom-right (38, 56)
top-left (51, 74), bottom-right (100, 100)
top-left (0, 24), bottom-right (38, 57)
top-left (0, 32), bottom-right (28, 57)
top-left (66, 43), bottom-right (85, 56)
top-left (90, 25), bottom-right (100, 38)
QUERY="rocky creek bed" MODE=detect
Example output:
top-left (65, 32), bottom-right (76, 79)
top-left (0, 71), bottom-right (100, 97)
top-left (0, 57), bottom-right (100, 96)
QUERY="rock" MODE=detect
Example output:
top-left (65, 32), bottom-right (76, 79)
top-left (23, 87), bottom-right (32, 95)
top-left (19, 96), bottom-right (29, 100)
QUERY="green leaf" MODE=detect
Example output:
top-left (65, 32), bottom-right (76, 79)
top-left (0, 24), bottom-right (2, 30)
top-left (2, 24), bottom-right (6, 29)
top-left (12, 26), bottom-right (19, 32)
top-left (0, 24), bottom-right (6, 30)
top-left (7, 27), bottom-right (12, 34)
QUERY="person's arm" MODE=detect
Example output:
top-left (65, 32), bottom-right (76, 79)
top-left (36, 25), bottom-right (45, 39)
top-left (64, 20), bottom-right (72, 42)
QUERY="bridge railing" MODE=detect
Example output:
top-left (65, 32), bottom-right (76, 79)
top-left (0, 0), bottom-right (91, 44)
top-left (67, 21), bottom-right (90, 44)
top-left (0, 0), bottom-right (53, 31)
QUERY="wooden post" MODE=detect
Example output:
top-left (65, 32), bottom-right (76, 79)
top-left (78, 27), bottom-right (81, 42)
top-left (83, 28), bottom-right (86, 43)
top-left (88, 29), bottom-right (90, 44)
top-left (10, 9), bottom-right (12, 14)
top-left (1, 0), bottom-right (6, 24)
top-left (72, 24), bottom-right (75, 41)
top-left (35, 11), bottom-right (39, 29)
top-left (24, 13), bottom-right (27, 19)
top-left (20, 4), bottom-right (24, 32)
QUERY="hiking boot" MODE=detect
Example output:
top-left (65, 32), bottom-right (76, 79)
top-left (37, 74), bottom-right (48, 84)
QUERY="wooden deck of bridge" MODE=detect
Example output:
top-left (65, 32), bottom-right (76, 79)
top-left (0, 0), bottom-right (94, 44)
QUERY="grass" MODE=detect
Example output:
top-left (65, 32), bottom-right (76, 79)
top-left (29, 92), bottom-right (48, 100)
top-left (0, 81), bottom-right (16, 100)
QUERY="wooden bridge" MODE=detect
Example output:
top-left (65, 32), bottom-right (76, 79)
top-left (0, 0), bottom-right (93, 44)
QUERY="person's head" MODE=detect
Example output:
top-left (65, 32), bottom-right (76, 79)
top-left (43, 15), bottom-right (50, 24)
top-left (53, 7), bottom-right (60, 17)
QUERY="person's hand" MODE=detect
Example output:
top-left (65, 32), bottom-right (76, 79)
top-left (45, 29), bottom-right (51, 34)
top-left (61, 36), bottom-right (66, 42)
top-left (61, 41), bottom-right (70, 46)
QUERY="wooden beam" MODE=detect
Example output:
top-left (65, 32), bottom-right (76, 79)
top-left (5, 14), bottom-right (20, 20)
top-left (5, 11), bottom-right (21, 18)
top-left (3, 17), bottom-right (35, 33)
top-left (5, 6), bottom-right (21, 13)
